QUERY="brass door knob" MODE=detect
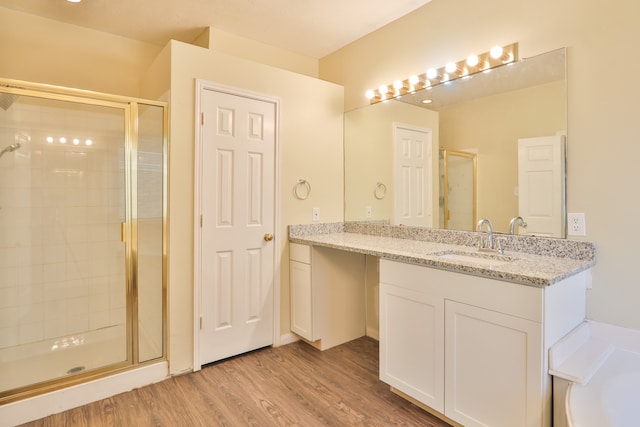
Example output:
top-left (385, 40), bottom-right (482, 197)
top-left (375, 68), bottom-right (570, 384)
top-left (264, 233), bottom-right (274, 242)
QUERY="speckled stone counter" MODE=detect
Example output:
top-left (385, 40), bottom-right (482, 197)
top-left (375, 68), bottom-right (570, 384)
top-left (289, 222), bottom-right (596, 287)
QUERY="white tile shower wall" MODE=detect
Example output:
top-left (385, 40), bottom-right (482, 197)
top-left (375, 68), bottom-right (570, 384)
top-left (0, 121), bottom-right (126, 349)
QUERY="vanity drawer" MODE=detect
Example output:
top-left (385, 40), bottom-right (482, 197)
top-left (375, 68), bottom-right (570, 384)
top-left (290, 242), bottom-right (311, 264)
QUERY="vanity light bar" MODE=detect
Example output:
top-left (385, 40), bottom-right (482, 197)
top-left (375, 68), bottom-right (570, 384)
top-left (365, 42), bottom-right (518, 104)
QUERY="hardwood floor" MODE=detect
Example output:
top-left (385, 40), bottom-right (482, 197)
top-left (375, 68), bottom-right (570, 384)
top-left (20, 337), bottom-right (451, 426)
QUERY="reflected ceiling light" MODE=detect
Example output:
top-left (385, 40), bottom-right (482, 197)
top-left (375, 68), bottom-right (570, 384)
top-left (422, 99), bottom-right (433, 104)
top-left (490, 45), bottom-right (514, 62)
top-left (490, 46), bottom-right (503, 59)
top-left (408, 75), bottom-right (420, 92)
top-left (445, 62), bottom-right (458, 73)
top-left (66, 0), bottom-right (82, 3)
top-left (364, 42), bottom-right (518, 104)
top-left (466, 55), bottom-right (479, 67)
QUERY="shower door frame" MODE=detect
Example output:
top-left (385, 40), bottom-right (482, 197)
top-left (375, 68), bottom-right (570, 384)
top-left (0, 78), bottom-right (168, 404)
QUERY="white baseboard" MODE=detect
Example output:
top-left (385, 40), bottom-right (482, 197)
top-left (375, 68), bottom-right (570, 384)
top-left (367, 328), bottom-right (380, 341)
top-left (278, 332), bottom-right (300, 346)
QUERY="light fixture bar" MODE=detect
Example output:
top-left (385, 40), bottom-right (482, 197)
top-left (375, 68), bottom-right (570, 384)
top-left (365, 42), bottom-right (518, 104)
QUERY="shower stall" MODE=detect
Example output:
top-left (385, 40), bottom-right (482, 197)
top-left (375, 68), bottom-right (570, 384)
top-left (0, 79), bottom-right (167, 404)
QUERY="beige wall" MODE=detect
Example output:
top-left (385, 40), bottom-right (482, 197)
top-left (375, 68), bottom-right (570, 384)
top-left (194, 28), bottom-right (319, 78)
top-left (0, 8), bottom-right (318, 97)
top-left (321, 0), bottom-right (640, 330)
top-left (0, 8), bottom-right (161, 97)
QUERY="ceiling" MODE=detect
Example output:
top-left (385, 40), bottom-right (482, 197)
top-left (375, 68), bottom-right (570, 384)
top-left (0, 0), bottom-right (432, 59)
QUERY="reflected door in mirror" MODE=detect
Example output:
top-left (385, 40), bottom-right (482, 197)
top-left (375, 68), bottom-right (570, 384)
top-left (517, 135), bottom-right (566, 238)
top-left (394, 124), bottom-right (433, 226)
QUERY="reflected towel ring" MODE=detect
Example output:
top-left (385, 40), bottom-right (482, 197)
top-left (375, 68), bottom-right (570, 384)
top-left (294, 179), bottom-right (311, 200)
top-left (374, 182), bottom-right (387, 200)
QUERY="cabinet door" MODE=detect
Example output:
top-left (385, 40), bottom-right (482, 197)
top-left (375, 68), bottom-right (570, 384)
top-left (290, 260), bottom-right (313, 340)
top-left (444, 300), bottom-right (543, 427)
top-left (380, 283), bottom-right (445, 412)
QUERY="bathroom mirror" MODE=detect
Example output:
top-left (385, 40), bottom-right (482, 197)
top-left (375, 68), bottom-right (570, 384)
top-left (344, 48), bottom-right (567, 236)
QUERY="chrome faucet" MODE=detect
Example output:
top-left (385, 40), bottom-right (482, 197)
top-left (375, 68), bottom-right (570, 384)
top-left (509, 216), bottom-right (527, 235)
top-left (476, 219), bottom-right (494, 251)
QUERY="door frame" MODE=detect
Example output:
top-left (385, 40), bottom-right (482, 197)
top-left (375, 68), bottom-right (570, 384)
top-left (192, 79), bottom-right (281, 371)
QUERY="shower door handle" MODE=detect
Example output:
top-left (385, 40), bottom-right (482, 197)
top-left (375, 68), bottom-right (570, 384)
top-left (121, 222), bottom-right (126, 243)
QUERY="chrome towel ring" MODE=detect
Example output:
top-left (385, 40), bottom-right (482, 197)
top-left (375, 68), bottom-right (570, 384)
top-left (374, 182), bottom-right (387, 200)
top-left (294, 179), bottom-right (311, 200)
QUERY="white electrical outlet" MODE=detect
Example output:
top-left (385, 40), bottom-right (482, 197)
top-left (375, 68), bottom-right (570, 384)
top-left (366, 206), bottom-right (373, 218)
top-left (567, 213), bottom-right (586, 236)
top-left (312, 207), bottom-right (320, 222)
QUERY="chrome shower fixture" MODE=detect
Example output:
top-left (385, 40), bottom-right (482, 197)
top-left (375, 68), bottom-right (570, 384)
top-left (0, 142), bottom-right (21, 158)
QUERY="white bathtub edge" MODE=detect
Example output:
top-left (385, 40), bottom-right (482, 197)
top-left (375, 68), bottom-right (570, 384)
top-left (0, 361), bottom-right (169, 427)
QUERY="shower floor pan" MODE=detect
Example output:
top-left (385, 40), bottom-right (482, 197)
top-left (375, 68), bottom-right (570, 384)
top-left (0, 324), bottom-right (126, 393)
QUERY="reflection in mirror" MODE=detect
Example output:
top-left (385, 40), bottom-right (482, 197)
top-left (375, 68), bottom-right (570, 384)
top-left (344, 48), bottom-right (567, 237)
top-left (439, 149), bottom-right (477, 231)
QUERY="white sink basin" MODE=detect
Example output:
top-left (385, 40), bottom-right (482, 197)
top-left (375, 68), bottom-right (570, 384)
top-left (435, 251), bottom-right (514, 267)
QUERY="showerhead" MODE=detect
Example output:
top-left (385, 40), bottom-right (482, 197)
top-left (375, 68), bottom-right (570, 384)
top-left (0, 142), bottom-right (21, 158)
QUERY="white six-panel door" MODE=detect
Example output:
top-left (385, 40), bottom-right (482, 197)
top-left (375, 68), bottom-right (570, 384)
top-left (198, 87), bottom-right (276, 365)
top-left (517, 135), bottom-right (566, 238)
top-left (393, 123), bottom-right (433, 227)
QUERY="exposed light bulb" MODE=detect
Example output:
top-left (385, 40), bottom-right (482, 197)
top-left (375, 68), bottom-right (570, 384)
top-left (59, 137), bottom-right (67, 144)
top-left (445, 62), bottom-right (457, 73)
top-left (490, 46), bottom-right (503, 59)
top-left (364, 43), bottom-right (517, 102)
top-left (85, 139), bottom-right (93, 146)
top-left (46, 136), bottom-right (54, 143)
top-left (73, 138), bottom-right (80, 145)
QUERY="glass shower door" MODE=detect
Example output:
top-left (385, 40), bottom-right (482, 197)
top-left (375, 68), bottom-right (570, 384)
top-left (0, 92), bottom-right (130, 394)
top-left (439, 148), bottom-right (477, 231)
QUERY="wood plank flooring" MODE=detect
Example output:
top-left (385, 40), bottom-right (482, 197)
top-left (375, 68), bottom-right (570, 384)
top-left (20, 337), bottom-right (451, 426)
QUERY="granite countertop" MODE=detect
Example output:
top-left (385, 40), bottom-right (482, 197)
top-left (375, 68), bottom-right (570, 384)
top-left (289, 223), bottom-right (596, 287)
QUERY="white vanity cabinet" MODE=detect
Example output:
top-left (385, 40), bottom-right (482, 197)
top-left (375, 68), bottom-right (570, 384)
top-left (380, 281), bottom-right (445, 412)
top-left (289, 244), bottom-right (314, 340)
top-left (289, 243), bottom-right (366, 350)
top-left (380, 259), bottom-right (587, 427)
top-left (444, 300), bottom-right (542, 426)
